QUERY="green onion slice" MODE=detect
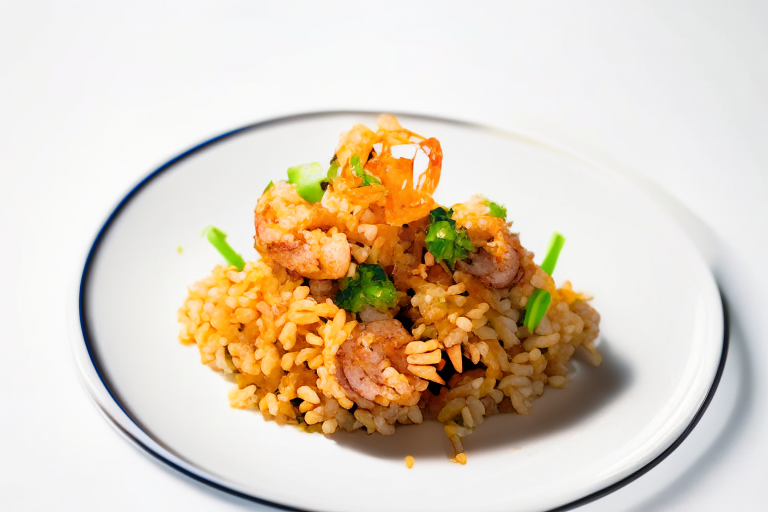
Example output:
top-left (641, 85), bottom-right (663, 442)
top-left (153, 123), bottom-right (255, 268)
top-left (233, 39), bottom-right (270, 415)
top-left (540, 232), bottom-right (566, 275)
top-left (484, 200), bottom-right (507, 219)
top-left (523, 232), bottom-right (566, 332)
top-left (263, 180), bottom-right (274, 193)
top-left (524, 289), bottom-right (552, 333)
top-left (202, 225), bottom-right (245, 271)
top-left (327, 158), bottom-right (340, 180)
top-left (287, 162), bottom-right (327, 203)
top-left (350, 155), bottom-right (381, 186)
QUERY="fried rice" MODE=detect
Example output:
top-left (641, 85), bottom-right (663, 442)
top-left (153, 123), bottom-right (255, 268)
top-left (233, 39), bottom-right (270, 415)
top-left (178, 114), bottom-right (601, 463)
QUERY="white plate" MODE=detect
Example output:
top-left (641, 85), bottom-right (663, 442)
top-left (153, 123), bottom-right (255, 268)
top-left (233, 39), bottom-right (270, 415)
top-left (71, 112), bottom-right (726, 512)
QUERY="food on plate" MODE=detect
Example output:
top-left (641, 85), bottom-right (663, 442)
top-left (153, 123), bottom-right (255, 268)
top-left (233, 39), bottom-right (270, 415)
top-left (178, 114), bottom-right (601, 463)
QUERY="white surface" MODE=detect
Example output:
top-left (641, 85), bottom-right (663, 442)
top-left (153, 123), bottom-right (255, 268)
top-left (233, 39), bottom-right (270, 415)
top-left (74, 113), bottom-right (724, 512)
top-left (1, 1), bottom-right (766, 510)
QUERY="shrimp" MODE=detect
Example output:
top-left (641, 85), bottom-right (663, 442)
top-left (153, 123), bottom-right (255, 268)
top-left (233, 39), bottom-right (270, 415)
top-left (335, 320), bottom-right (426, 407)
top-left (452, 196), bottom-right (528, 289)
top-left (463, 229), bottom-right (524, 289)
top-left (266, 230), bottom-right (351, 280)
top-left (308, 279), bottom-right (337, 301)
top-left (254, 181), bottom-right (351, 279)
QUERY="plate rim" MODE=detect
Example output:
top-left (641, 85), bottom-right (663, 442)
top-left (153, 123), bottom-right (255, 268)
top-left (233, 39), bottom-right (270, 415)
top-left (73, 110), bottom-right (729, 512)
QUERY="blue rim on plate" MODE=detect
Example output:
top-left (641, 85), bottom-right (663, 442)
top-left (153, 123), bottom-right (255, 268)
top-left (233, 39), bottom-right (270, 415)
top-left (77, 111), bottom-right (729, 512)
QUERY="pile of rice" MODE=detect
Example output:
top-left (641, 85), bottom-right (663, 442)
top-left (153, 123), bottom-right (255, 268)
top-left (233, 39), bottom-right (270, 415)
top-left (178, 115), bottom-right (601, 464)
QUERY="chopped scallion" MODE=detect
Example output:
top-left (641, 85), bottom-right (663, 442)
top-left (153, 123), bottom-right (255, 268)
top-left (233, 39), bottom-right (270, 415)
top-left (523, 232), bottom-right (566, 332)
top-left (327, 158), bottom-right (340, 180)
top-left (484, 200), bottom-right (507, 219)
top-left (202, 225), bottom-right (245, 271)
top-left (540, 232), bottom-right (565, 275)
top-left (351, 154), bottom-right (381, 186)
top-left (523, 289), bottom-right (551, 332)
top-left (263, 180), bottom-right (274, 193)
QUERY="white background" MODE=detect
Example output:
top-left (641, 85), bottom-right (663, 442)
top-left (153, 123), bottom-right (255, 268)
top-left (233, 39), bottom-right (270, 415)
top-left (2, 1), bottom-right (766, 510)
